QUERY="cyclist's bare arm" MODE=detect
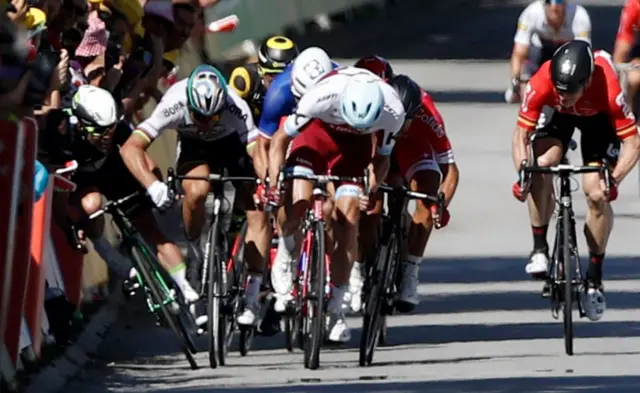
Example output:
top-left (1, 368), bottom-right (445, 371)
top-left (121, 132), bottom-right (159, 189)
top-left (438, 162), bottom-right (460, 207)
top-left (613, 132), bottom-right (640, 183)
top-left (252, 135), bottom-right (270, 182)
top-left (512, 126), bottom-right (531, 170)
top-left (614, 40), bottom-right (633, 64)
top-left (510, 44), bottom-right (529, 81)
top-left (369, 154), bottom-right (389, 193)
top-left (267, 127), bottom-right (293, 185)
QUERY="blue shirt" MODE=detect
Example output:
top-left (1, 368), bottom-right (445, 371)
top-left (257, 60), bottom-right (340, 139)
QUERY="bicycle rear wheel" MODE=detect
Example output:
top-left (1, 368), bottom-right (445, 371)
top-left (562, 209), bottom-right (574, 356)
top-left (359, 231), bottom-right (397, 367)
top-left (131, 243), bottom-right (198, 369)
top-left (304, 221), bottom-right (325, 370)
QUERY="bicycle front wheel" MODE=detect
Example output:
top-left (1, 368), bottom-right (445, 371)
top-left (562, 208), bottom-right (574, 356)
top-left (130, 244), bottom-right (198, 370)
top-left (359, 231), bottom-right (397, 367)
top-left (206, 214), bottom-right (223, 368)
top-left (304, 221), bottom-right (325, 370)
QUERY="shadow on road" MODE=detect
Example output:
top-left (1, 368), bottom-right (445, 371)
top-left (168, 376), bottom-right (640, 393)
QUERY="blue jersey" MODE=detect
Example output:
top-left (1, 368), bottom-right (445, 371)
top-left (257, 60), bottom-right (339, 139)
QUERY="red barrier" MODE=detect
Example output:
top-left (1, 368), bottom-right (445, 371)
top-left (0, 118), bottom-right (24, 365)
top-left (24, 178), bottom-right (53, 358)
top-left (4, 117), bottom-right (38, 365)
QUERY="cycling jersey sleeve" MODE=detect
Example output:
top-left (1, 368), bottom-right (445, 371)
top-left (283, 85), bottom-right (334, 138)
top-left (572, 6), bottom-right (592, 44)
top-left (516, 64), bottom-right (553, 132)
top-left (514, 4), bottom-right (536, 46)
top-left (135, 81), bottom-right (187, 142)
top-left (257, 71), bottom-right (296, 139)
top-left (226, 88), bottom-right (259, 144)
top-left (376, 83), bottom-right (406, 156)
top-left (617, 0), bottom-right (640, 45)
top-left (421, 92), bottom-right (455, 164)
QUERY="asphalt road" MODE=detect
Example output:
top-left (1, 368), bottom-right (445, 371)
top-left (66, 1), bottom-right (640, 392)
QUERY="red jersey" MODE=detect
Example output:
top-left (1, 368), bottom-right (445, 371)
top-left (398, 90), bottom-right (455, 164)
top-left (616, 0), bottom-right (640, 45)
top-left (517, 50), bottom-right (637, 141)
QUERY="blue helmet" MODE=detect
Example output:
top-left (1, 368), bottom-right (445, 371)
top-left (339, 76), bottom-right (384, 129)
top-left (186, 64), bottom-right (227, 116)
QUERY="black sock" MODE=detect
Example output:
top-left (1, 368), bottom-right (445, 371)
top-left (532, 225), bottom-right (548, 252)
top-left (587, 252), bottom-right (604, 284)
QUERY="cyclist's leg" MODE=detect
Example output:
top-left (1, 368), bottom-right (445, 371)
top-left (176, 138), bottom-right (213, 244)
top-left (326, 132), bottom-right (375, 342)
top-left (578, 114), bottom-right (618, 321)
top-left (271, 120), bottom-right (328, 299)
top-left (100, 153), bottom-right (201, 303)
top-left (525, 107), bottom-right (572, 276)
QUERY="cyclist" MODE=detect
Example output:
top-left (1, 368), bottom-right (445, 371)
top-left (614, 0), bottom-right (640, 112)
top-left (228, 35), bottom-right (299, 125)
top-left (353, 55), bottom-right (394, 81)
top-left (353, 75), bottom-right (460, 313)
top-left (120, 64), bottom-right (269, 327)
top-left (511, 40), bottom-right (640, 321)
top-left (267, 66), bottom-right (405, 342)
top-left (38, 85), bottom-right (201, 305)
top-left (505, 0), bottom-right (591, 103)
top-left (255, 47), bottom-right (338, 310)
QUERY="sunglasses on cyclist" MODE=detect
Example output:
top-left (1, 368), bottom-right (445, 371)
top-left (79, 120), bottom-right (115, 136)
top-left (544, 0), bottom-right (564, 4)
top-left (190, 110), bottom-right (221, 125)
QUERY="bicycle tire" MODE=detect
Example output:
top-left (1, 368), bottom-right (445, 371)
top-left (284, 316), bottom-right (294, 352)
top-left (130, 244), bottom-right (198, 370)
top-left (232, 221), bottom-right (251, 357)
top-left (359, 231), bottom-right (397, 367)
top-left (206, 214), bottom-right (221, 368)
top-left (304, 221), bottom-right (325, 370)
top-left (562, 208), bottom-right (574, 356)
top-left (239, 325), bottom-right (254, 356)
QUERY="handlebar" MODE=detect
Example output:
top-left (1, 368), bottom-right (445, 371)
top-left (378, 184), bottom-right (446, 224)
top-left (517, 159), bottom-right (614, 191)
top-left (277, 169), bottom-right (370, 196)
top-left (165, 167), bottom-right (257, 194)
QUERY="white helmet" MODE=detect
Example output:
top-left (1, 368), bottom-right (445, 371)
top-left (72, 85), bottom-right (118, 127)
top-left (339, 75), bottom-right (384, 129)
top-left (290, 46), bottom-right (332, 98)
top-left (187, 64), bottom-right (227, 117)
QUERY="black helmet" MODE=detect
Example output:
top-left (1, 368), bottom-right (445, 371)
top-left (354, 55), bottom-right (394, 81)
top-left (389, 74), bottom-right (422, 119)
top-left (550, 40), bottom-right (594, 94)
top-left (257, 36), bottom-right (299, 74)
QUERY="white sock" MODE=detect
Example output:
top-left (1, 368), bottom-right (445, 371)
top-left (169, 263), bottom-right (190, 289)
top-left (277, 235), bottom-right (296, 257)
top-left (91, 237), bottom-right (132, 278)
top-left (405, 254), bottom-right (422, 266)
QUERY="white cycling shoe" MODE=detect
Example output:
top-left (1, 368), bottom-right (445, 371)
top-left (274, 293), bottom-right (293, 313)
top-left (237, 275), bottom-right (262, 326)
top-left (525, 251), bottom-right (550, 276)
top-left (581, 285), bottom-right (606, 322)
top-left (348, 262), bottom-right (364, 313)
top-left (326, 286), bottom-right (351, 343)
top-left (180, 282), bottom-right (200, 304)
top-left (270, 244), bottom-right (295, 296)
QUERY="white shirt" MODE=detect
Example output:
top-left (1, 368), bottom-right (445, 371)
top-left (283, 67), bottom-right (405, 156)
top-left (136, 78), bottom-right (258, 143)
top-left (514, 1), bottom-right (591, 48)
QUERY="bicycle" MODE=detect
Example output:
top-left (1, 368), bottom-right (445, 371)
top-left (359, 184), bottom-right (444, 367)
top-left (82, 191), bottom-right (199, 369)
top-left (166, 168), bottom-right (257, 368)
top-left (275, 170), bottom-right (368, 370)
top-left (518, 157), bottom-right (613, 356)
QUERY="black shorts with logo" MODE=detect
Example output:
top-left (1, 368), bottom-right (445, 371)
top-left (534, 106), bottom-right (620, 166)
top-left (176, 132), bottom-right (255, 187)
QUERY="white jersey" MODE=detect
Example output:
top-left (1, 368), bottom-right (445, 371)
top-left (514, 1), bottom-right (591, 48)
top-left (136, 78), bottom-right (258, 143)
top-left (283, 67), bottom-right (405, 156)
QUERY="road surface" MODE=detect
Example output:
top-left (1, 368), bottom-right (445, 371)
top-left (66, 1), bottom-right (640, 392)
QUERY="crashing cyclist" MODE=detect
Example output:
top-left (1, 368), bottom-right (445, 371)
top-left (511, 40), bottom-right (640, 321)
top-left (505, 0), bottom-right (591, 103)
top-left (120, 64), bottom-right (269, 327)
top-left (351, 60), bottom-right (460, 313)
top-left (266, 65), bottom-right (405, 342)
top-left (38, 85), bottom-right (201, 307)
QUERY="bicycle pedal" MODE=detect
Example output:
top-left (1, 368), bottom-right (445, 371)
top-left (540, 283), bottom-right (551, 298)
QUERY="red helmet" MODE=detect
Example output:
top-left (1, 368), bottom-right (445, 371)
top-left (354, 55), bottom-right (394, 81)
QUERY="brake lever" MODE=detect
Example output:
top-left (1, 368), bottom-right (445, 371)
top-left (64, 222), bottom-right (88, 255)
top-left (436, 192), bottom-right (446, 229)
top-left (518, 159), bottom-right (529, 190)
